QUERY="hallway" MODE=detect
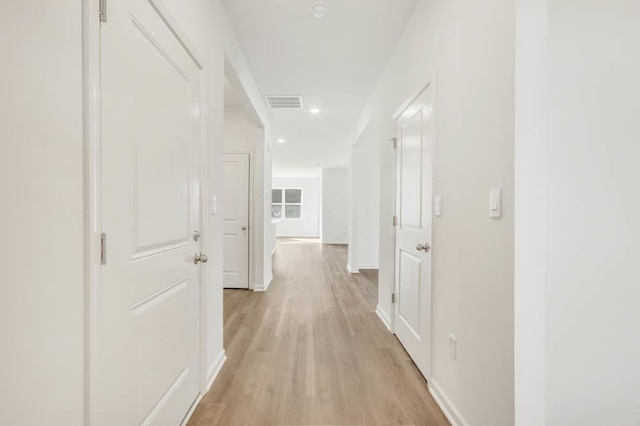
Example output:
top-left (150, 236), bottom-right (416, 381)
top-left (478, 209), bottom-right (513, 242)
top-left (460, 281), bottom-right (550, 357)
top-left (189, 239), bottom-right (449, 425)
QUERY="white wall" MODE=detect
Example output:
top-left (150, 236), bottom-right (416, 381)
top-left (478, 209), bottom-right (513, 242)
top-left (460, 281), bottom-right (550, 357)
top-left (263, 142), bottom-right (273, 287)
top-left (547, 5), bottom-right (640, 421)
top-left (514, 0), bottom-right (547, 423)
top-left (321, 168), bottom-right (349, 244)
top-left (0, 2), bottom-right (84, 424)
top-left (0, 0), bottom-right (269, 423)
top-left (272, 177), bottom-right (321, 238)
top-left (351, 0), bottom-right (515, 424)
top-left (224, 108), bottom-right (261, 152)
top-left (516, 0), bottom-right (640, 424)
top-left (347, 159), bottom-right (359, 273)
top-left (352, 117), bottom-right (381, 269)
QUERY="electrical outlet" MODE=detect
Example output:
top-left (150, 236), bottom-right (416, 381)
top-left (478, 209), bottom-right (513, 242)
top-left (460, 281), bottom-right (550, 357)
top-left (449, 334), bottom-right (457, 360)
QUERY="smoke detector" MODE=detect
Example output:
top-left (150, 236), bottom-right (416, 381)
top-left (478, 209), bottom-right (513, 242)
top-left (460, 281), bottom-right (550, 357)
top-left (311, 2), bottom-right (329, 19)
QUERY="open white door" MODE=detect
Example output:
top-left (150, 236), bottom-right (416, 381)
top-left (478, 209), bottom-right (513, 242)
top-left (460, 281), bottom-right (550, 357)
top-left (223, 153), bottom-right (251, 289)
top-left (98, 0), bottom-right (203, 424)
top-left (393, 85), bottom-right (434, 379)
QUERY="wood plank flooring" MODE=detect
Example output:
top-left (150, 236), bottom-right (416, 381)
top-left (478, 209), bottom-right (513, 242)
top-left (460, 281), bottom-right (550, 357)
top-left (188, 238), bottom-right (449, 426)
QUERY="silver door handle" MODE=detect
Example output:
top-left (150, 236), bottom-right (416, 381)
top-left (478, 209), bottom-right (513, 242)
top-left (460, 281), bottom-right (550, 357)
top-left (194, 253), bottom-right (209, 264)
top-left (241, 226), bottom-right (247, 231)
top-left (416, 243), bottom-right (430, 253)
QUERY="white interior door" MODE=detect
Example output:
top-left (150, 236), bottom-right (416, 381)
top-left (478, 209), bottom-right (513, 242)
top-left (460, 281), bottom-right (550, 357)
top-left (98, 0), bottom-right (203, 424)
top-left (393, 85), bottom-right (434, 379)
top-left (223, 153), bottom-right (250, 289)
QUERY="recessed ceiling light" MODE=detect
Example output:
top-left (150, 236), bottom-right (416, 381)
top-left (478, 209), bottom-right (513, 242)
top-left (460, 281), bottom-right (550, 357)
top-left (277, 138), bottom-right (286, 144)
top-left (310, 108), bottom-right (321, 114)
top-left (311, 2), bottom-right (329, 19)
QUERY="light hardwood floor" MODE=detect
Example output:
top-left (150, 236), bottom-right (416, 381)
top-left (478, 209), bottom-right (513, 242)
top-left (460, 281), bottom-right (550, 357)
top-left (188, 238), bottom-right (449, 426)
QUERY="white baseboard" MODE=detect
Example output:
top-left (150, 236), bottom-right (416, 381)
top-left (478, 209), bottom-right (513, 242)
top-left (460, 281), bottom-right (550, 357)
top-left (428, 379), bottom-right (469, 426)
top-left (254, 274), bottom-right (273, 292)
top-left (375, 305), bottom-right (392, 331)
top-left (182, 390), bottom-right (205, 425)
top-left (347, 264), bottom-right (360, 274)
top-left (206, 350), bottom-right (227, 391)
top-left (358, 264), bottom-right (379, 270)
top-left (181, 350), bottom-right (226, 426)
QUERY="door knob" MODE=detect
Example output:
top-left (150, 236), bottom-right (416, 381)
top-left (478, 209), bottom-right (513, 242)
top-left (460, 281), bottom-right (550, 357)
top-left (241, 226), bottom-right (247, 231)
top-left (416, 243), bottom-right (431, 253)
top-left (194, 253), bottom-right (209, 264)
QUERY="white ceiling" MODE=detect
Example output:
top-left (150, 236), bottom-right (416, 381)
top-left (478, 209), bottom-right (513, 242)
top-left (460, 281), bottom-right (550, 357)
top-left (222, 0), bottom-right (419, 175)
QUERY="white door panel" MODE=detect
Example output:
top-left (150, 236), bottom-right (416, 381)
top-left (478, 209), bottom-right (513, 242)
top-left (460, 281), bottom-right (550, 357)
top-left (398, 249), bottom-right (422, 338)
top-left (400, 113), bottom-right (424, 229)
top-left (99, 0), bottom-right (202, 424)
top-left (223, 235), bottom-right (239, 272)
top-left (394, 85), bottom-right (433, 379)
top-left (223, 154), bottom-right (250, 289)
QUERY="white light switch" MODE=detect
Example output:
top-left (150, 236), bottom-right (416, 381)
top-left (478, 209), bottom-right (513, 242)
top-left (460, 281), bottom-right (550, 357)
top-left (490, 188), bottom-right (502, 218)
top-left (435, 195), bottom-right (443, 217)
top-left (211, 196), bottom-right (217, 215)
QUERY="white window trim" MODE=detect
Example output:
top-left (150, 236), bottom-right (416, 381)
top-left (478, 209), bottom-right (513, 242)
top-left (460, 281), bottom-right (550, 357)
top-left (272, 188), bottom-right (303, 220)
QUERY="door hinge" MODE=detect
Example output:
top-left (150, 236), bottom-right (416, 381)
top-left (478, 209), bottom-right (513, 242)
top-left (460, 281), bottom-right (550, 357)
top-left (391, 293), bottom-right (396, 304)
top-left (389, 137), bottom-right (398, 149)
top-left (99, 0), bottom-right (107, 22)
top-left (100, 233), bottom-right (107, 265)
top-left (393, 215), bottom-right (398, 227)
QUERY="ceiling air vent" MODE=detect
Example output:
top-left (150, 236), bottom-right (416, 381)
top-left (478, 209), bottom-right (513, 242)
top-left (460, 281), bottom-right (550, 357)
top-left (266, 95), bottom-right (303, 110)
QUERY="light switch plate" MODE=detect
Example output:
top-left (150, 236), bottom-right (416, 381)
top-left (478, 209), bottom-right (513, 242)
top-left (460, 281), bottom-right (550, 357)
top-left (490, 188), bottom-right (502, 218)
top-left (211, 196), bottom-right (217, 215)
top-left (435, 195), bottom-right (443, 217)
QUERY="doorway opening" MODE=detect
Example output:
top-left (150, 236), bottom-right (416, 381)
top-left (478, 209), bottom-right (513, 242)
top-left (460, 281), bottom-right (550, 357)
top-left (222, 59), bottom-right (267, 292)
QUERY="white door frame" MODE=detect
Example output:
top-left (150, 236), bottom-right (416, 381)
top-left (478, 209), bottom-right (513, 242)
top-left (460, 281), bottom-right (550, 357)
top-left (82, 0), bottom-right (210, 424)
top-left (223, 151), bottom-right (255, 290)
top-left (389, 143), bottom-right (398, 333)
top-left (390, 81), bottom-right (435, 376)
